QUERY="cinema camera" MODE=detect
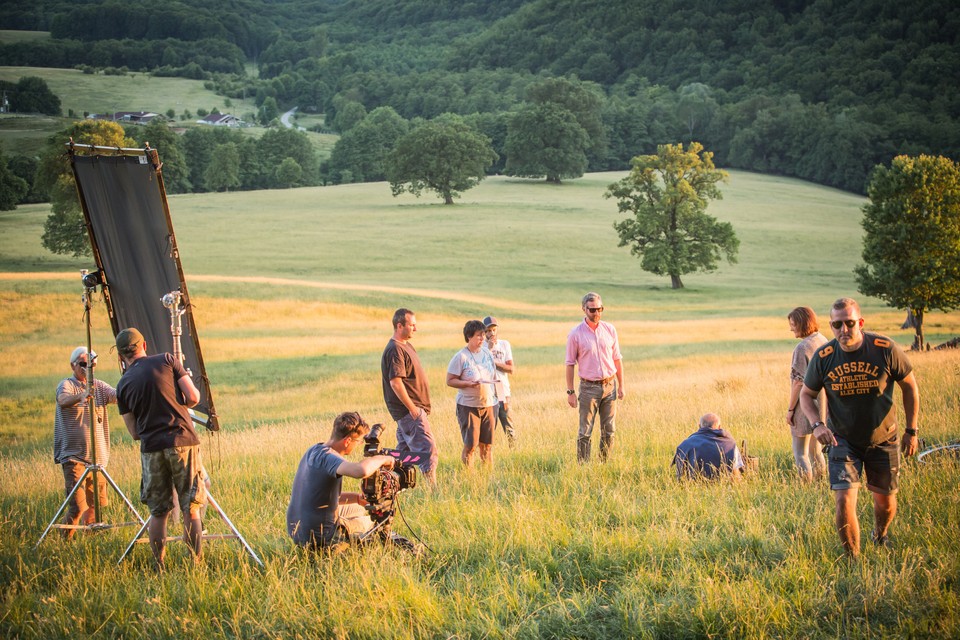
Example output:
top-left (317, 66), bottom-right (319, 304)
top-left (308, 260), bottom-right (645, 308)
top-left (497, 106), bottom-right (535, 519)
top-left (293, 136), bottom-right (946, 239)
top-left (361, 423), bottom-right (418, 521)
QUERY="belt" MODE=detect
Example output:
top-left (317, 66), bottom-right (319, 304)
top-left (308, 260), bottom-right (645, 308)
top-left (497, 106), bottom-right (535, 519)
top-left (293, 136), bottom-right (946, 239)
top-left (580, 376), bottom-right (614, 385)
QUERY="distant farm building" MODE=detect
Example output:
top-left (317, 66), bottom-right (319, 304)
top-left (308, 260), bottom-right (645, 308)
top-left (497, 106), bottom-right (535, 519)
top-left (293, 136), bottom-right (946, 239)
top-left (198, 113), bottom-right (241, 127)
top-left (88, 111), bottom-right (160, 125)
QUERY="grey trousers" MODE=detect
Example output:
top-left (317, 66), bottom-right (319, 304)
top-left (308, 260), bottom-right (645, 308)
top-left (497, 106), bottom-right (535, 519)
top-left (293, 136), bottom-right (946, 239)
top-left (576, 379), bottom-right (617, 462)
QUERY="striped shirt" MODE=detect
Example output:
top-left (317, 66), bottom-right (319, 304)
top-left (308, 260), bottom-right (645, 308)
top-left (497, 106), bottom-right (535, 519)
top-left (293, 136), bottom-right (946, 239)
top-left (53, 376), bottom-right (116, 466)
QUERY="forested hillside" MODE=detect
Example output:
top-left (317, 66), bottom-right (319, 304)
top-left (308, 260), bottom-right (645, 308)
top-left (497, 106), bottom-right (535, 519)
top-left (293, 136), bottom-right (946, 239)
top-left (1, 0), bottom-right (958, 194)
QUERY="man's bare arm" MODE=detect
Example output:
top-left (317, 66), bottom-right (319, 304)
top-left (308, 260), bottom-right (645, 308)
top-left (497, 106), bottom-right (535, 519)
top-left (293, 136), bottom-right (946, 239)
top-left (121, 413), bottom-right (139, 440)
top-left (389, 377), bottom-right (421, 417)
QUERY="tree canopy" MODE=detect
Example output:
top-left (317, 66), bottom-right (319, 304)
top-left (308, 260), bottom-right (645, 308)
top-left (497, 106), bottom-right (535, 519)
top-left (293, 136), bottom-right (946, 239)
top-left (387, 116), bottom-right (497, 204)
top-left (504, 102), bottom-right (589, 183)
top-left (39, 120), bottom-right (135, 257)
top-left (2, 0), bottom-right (959, 195)
top-left (0, 76), bottom-right (61, 115)
top-left (606, 142), bottom-right (738, 289)
top-left (327, 106), bottom-right (410, 184)
top-left (855, 154), bottom-right (960, 349)
top-left (0, 143), bottom-right (28, 210)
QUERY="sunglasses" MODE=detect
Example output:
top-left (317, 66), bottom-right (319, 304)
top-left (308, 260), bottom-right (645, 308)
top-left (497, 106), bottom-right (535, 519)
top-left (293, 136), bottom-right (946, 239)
top-left (830, 319), bottom-right (859, 330)
top-left (75, 360), bottom-right (96, 367)
top-left (587, 306), bottom-right (604, 313)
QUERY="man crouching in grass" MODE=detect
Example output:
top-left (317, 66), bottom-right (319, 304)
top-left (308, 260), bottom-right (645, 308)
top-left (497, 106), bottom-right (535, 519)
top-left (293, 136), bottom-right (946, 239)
top-left (287, 412), bottom-right (396, 550)
top-left (115, 327), bottom-right (206, 571)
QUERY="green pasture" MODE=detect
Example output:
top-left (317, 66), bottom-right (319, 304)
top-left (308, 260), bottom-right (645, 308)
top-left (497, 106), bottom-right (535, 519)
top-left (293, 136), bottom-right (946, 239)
top-left (0, 66), bottom-right (257, 122)
top-left (0, 30), bottom-right (49, 45)
top-left (0, 65), bottom-right (337, 159)
top-left (1, 173), bottom-right (958, 638)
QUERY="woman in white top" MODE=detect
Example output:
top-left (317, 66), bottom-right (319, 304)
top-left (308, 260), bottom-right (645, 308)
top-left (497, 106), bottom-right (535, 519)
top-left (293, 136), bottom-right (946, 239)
top-left (447, 319), bottom-right (498, 468)
top-left (786, 306), bottom-right (828, 481)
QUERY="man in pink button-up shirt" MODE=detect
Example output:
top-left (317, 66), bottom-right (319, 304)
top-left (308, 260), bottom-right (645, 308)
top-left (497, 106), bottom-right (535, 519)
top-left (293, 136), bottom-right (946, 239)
top-left (565, 292), bottom-right (625, 463)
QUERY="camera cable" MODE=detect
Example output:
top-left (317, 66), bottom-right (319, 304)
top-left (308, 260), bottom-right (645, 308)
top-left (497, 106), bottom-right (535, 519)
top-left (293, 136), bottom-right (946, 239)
top-left (395, 496), bottom-right (434, 555)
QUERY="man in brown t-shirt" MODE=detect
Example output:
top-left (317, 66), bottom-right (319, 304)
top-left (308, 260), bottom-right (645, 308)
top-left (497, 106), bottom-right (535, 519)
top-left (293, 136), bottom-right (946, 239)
top-left (380, 308), bottom-right (438, 486)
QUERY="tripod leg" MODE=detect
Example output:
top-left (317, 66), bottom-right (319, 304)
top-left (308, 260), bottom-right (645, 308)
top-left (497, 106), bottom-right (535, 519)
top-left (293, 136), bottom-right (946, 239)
top-left (205, 492), bottom-right (264, 568)
top-left (35, 466), bottom-right (93, 548)
top-left (89, 465), bottom-right (102, 525)
top-left (117, 515), bottom-right (151, 565)
top-left (100, 468), bottom-right (146, 525)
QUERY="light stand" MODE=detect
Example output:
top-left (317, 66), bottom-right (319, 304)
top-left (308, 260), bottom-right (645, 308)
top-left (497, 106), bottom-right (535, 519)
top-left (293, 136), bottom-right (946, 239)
top-left (117, 290), bottom-right (263, 568)
top-left (35, 271), bottom-right (145, 547)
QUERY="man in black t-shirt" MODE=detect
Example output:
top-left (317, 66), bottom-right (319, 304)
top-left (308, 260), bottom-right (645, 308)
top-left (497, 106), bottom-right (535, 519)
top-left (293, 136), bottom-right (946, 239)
top-left (115, 327), bottom-right (205, 570)
top-left (381, 308), bottom-right (438, 486)
top-left (800, 298), bottom-right (920, 557)
top-left (287, 412), bottom-right (395, 549)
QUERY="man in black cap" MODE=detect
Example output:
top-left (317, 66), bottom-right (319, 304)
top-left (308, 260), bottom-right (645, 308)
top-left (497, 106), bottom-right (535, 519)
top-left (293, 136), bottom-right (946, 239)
top-left (483, 316), bottom-right (517, 446)
top-left (115, 327), bottom-right (206, 570)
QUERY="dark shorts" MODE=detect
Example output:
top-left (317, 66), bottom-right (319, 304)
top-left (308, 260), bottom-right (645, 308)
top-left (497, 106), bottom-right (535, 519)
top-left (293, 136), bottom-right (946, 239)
top-left (140, 445), bottom-right (207, 517)
top-left (456, 404), bottom-right (495, 446)
top-left (828, 436), bottom-right (899, 495)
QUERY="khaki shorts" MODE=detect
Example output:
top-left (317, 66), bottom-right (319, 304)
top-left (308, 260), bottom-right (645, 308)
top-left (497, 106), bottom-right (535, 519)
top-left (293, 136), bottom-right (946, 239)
top-left (141, 445), bottom-right (207, 517)
top-left (61, 460), bottom-right (109, 522)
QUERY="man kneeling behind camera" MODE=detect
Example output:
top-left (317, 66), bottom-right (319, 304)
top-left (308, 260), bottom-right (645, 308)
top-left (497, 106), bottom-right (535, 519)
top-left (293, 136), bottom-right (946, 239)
top-left (287, 411), bottom-right (396, 549)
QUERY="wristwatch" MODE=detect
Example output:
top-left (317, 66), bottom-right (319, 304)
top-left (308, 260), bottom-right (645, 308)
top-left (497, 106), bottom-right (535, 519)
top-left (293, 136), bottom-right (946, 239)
top-left (812, 421), bottom-right (826, 430)
top-left (904, 427), bottom-right (918, 436)
top-left (566, 389), bottom-right (575, 395)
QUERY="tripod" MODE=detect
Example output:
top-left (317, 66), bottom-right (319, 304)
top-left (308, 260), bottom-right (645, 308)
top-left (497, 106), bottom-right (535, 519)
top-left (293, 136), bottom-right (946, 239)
top-left (117, 491), bottom-right (263, 567)
top-left (114, 289), bottom-right (263, 567)
top-left (36, 272), bottom-right (145, 548)
top-left (357, 502), bottom-right (425, 556)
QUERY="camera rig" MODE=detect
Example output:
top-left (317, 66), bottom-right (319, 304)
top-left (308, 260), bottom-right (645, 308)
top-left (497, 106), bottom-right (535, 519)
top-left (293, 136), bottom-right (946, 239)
top-left (358, 423), bottom-right (427, 552)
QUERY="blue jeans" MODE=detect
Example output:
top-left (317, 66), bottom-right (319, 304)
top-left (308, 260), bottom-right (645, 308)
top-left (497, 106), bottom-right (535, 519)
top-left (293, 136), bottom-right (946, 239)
top-left (396, 410), bottom-right (439, 475)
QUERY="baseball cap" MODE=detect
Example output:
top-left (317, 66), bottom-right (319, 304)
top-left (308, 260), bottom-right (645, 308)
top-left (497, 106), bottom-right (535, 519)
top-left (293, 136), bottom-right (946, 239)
top-left (70, 346), bottom-right (97, 364)
top-left (482, 316), bottom-right (499, 327)
top-left (115, 327), bottom-right (145, 354)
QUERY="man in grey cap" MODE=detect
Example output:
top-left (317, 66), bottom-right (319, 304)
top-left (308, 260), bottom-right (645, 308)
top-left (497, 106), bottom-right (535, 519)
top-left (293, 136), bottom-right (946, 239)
top-left (53, 346), bottom-right (116, 538)
top-left (484, 316), bottom-right (517, 446)
top-left (115, 327), bottom-right (206, 570)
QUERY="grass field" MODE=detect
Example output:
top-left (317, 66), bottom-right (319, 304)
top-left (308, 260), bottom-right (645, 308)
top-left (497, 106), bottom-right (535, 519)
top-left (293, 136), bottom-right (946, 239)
top-left (1, 172), bottom-right (958, 638)
top-left (0, 30), bottom-right (49, 45)
top-left (0, 65), bottom-right (338, 159)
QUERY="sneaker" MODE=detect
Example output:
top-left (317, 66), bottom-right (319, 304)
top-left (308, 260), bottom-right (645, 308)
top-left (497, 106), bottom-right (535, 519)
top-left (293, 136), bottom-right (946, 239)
top-left (389, 533), bottom-right (426, 557)
top-left (871, 529), bottom-right (892, 549)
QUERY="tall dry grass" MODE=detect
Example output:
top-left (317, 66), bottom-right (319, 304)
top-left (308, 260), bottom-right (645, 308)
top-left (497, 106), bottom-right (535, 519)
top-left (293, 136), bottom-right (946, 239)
top-left (1, 173), bottom-right (958, 638)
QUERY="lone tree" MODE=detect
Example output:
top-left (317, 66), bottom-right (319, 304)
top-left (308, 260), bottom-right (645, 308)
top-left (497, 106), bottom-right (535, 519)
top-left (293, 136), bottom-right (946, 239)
top-left (505, 76), bottom-right (605, 183)
top-left (387, 116), bottom-right (497, 205)
top-left (855, 154), bottom-right (960, 350)
top-left (606, 142), bottom-right (738, 289)
top-left (39, 120), bottom-right (134, 257)
top-left (204, 142), bottom-right (242, 192)
top-left (505, 102), bottom-right (589, 183)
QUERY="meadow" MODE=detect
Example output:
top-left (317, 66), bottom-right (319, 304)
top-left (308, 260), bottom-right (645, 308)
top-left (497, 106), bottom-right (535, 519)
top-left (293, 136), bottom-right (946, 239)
top-left (0, 65), bottom-right (339, 158)
top-left (1, 171), bottom-right (958, 638)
